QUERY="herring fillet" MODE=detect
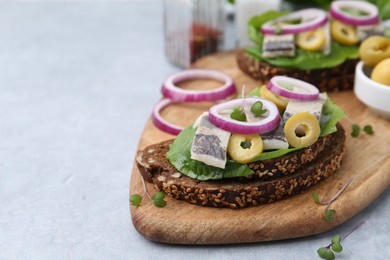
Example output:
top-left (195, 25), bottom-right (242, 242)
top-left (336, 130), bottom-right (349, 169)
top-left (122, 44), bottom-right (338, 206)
top-left (357, 24), bottom-right (384, 41)
top-left (323, 22), bottom-right (331, 55)
top-left (262, 34), bottom-right (295, 58)
top-left (262, 93), bottom-right (328, 150)
top-left (284, 93), bottom-right (327, 121)
top-left (191, 113), bottom-right (231, 169)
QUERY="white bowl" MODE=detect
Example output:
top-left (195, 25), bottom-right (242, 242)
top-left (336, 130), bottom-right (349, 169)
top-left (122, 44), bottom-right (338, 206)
top-left (354, 61), bottom-right (390, 119)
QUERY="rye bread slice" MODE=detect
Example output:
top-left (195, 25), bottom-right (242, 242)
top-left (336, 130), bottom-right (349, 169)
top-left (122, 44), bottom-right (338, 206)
top-left (247, 132), bottom-right (331, 180)
top-left (136, 125), bottom-right (346, 209)
top-left (138, 126), bottom-right (333, 182)
top-left (236, 49), bottom-right (358, 92)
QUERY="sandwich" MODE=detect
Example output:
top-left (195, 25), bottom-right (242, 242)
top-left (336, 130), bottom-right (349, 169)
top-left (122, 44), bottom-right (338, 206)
top-left (136, 75), bottom-right (346, 209)
top-left (237, 1), bottom-right (385, 92)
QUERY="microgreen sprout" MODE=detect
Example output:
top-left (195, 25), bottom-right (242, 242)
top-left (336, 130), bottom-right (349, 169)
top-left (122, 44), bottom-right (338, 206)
top-left (152, 191), bottom-right (167, 208)
top-left (274, 26), bottom-right (283, 35)
top-left (241, 85), bottom-right (246, 111)
top-left (231, 85), bottom-right (248, 122)
top-left (363, 125), bottom-right (374, 135)
top-left (312, 178), bottom-right (353, 221)
top-left (317, 246), bottom-right (335, 260)
top-left (324, 209), bottom-right (336, 221)
top-left (240, 140), bottom-right (252, 149)
top-left (130, 194), bottom-right (142, 206)
top-left (230, 107), bottom-right (247, 122)
top-left (317, 221), bottom-right (365, 259)
top-left (133, 174), bottom-right (167, 208)
top-left (351, 124), bottom-right (360, 137)
top-left (343, 115), bottom-right (374, 138)
top-left (251, 101), bottom-right (267, 116)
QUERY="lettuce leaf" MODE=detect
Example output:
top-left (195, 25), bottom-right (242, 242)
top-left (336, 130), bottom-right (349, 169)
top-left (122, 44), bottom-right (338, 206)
top-left (166, 126), bottom-right (253, 180)
top-left (320, 97), bottom-right (345, 136)
top-left (247, 42), bottom-right (359, 70)
top-left (166, 97), bottom-right (345, 180)
top-left (165, 125), bottom-right (303, 180)
top-left (368, 0), bottom-right (390, 20)
top-left (246, 11), bottom-right (360, 70)
top-left (283, 0), bottom-right (331, 10)
top-left (248, 86), bottom-right (262, 97)
top-left (251, 147), bottom-right (301, 162)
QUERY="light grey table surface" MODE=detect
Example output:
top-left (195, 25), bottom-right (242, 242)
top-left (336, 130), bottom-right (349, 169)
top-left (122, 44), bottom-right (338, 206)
top-left (0, 1), bottom-right (389, 259)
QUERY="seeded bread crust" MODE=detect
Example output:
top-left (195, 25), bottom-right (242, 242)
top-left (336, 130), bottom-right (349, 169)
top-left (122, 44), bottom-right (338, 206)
top-left (138, 128), bottom-right (333, 182)
top-left (136, 125), bottom-right (345, 209)
top-left (247, 133), bottom-right (331, 180)
top-left (236, 49), bottom-right (358, 92)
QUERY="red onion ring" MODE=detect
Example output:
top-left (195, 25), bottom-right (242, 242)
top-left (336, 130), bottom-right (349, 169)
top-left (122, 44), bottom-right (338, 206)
top-left (151, 98), bottom-right (183, 135)
top-left (267, 76), bottom-right (319, 101)
top-left (330, 0), bottom-right (379, 26)
top-left (208, 98), bottom-right (281, 134)
top-left (161, 69), bottom-right (236, 102)
top-left (261, 9), bottom-right (328, 35)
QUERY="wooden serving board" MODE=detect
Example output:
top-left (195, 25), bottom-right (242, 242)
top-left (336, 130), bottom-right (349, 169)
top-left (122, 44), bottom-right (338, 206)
top-left (130, 51), bottom-right (390, 244)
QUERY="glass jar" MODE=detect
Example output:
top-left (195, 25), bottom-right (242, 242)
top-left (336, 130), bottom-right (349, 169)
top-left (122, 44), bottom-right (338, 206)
top-left (163, 0), bottom-right (225, 68)
top-left (235, 0), bottom-right (281, 47)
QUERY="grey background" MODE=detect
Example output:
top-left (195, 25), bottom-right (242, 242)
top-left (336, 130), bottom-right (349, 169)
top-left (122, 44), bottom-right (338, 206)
top-left (0, 1), bottom-right (389, 259)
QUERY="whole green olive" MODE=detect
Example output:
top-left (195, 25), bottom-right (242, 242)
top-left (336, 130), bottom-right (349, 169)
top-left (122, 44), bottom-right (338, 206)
top-left (371, 58), bottom-right (390, 86)
top-left (359, 36), bottom-right (390, 67)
